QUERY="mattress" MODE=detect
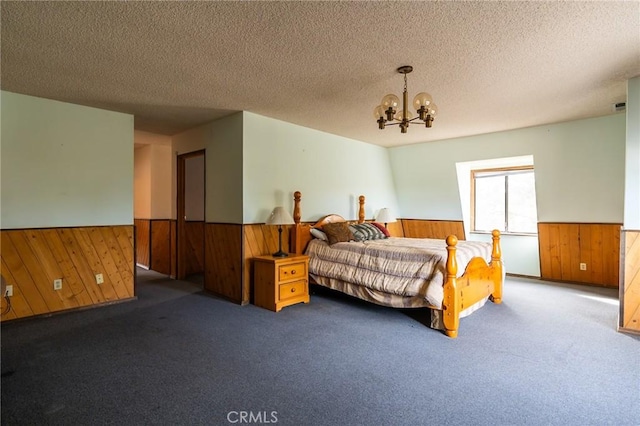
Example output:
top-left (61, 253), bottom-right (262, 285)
top-left (306, 237), bottom-right (493, 309)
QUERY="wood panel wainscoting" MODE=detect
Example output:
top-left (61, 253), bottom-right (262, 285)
top-left (134, 219), bottom-right (174, 276)
top-left (202, 223), bottom-right (293, 305)
top-left (538, 222), bottom-right (621, 287)
top-left (170, 220), bottom-right (177, 278)
top-left (0, 225), bottom-right (135, 322)
top-left (204, 223), bottom-right (244, 304)
top-left (620, 229), bottom-right (640, 334)
top-left (150, 220), bottom-right (171, 275)
top-left (134, 219), bottom-right (150, 268)
top-left (385, 221), bottom-right (404, 237)
top-left (181, 221), bottom-right (205, 277)
top-left (400, 219), bottom-right (466, 240)
top-left (290, 218), bottom-right (464, 240)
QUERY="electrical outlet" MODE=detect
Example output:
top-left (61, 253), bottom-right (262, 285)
top-left (579, 263), bottom-right (587, 271)
top-left (95, 274), bottom-right (104, 284)
top-left (53, 279), bottom-right (63, 290)
top-left (5, 285), bottom-right (13, 297)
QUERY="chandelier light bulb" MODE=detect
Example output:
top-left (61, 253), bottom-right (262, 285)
top-left (394, 110), bottom-right (413, 121)
top-left (428, 103), bottom-right (438, 117)
top-left (413, 92), bottom-right (433, 110)
top-left (373, 105), bottom-right (386, 120)
top-left (381, 94), bottom-right (400, 109)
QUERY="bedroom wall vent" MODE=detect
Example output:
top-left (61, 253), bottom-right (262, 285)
top-left (374, 65), bottom-right (437, 133)
top-left (612, 102), bottom-right (626, 112)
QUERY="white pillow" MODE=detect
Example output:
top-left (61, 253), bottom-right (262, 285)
top-left (310, 228), bottom-right (328, 241)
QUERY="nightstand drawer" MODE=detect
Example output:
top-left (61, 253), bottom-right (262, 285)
top-left (279, 280), bottom-right (307, 302)
top-left (278, 262), bottom-right (306, 282)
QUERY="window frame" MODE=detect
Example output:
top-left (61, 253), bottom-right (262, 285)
top-left (470, 165), bottom-right (537, 235)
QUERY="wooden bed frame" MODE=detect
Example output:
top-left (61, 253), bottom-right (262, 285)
top-left (289, 191), bottom-right (503, 338)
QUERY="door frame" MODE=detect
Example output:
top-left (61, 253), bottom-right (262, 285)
top-left (176, 149), bottom-right (206, 280)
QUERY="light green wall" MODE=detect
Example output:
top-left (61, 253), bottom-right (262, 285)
top-left (390, 114), bottom-right (626, 223)
top-left (242, 112), bottom-right (398, 224)
top-left (208, 113), bottom-right (244, 223)
top-left (389, 114), bottom-right (625, 276)
top-left (171, 111), bottom-right (398, 225)
top-left (454, 155), bottom-right (540, 276)
top-left (1, 91), bottom-right (134, 228)
top-left (170, 114), bottom-right (244, 223)
top-left (625, 76), bottom-right (640, 229)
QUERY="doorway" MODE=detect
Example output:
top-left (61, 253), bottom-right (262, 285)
top-left (176, 150), bottom-right (205, 282)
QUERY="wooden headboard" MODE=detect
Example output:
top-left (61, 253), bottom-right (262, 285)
top-left (289, 191), bottom-right (366, 255)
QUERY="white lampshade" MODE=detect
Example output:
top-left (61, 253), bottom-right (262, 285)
top-left (266, 206), bottom-right (295, 226)
top-left (376, 208), bottom-right (396, 224)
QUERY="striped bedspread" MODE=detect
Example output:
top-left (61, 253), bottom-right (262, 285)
top-left (306, 237), bottom-right (492, 308)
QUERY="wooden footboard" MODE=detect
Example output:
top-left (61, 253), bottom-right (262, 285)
top-left (442, 230), bottom-right (503, 338)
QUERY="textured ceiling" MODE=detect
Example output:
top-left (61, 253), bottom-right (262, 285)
top-left (1, 1), bottom-right (639, 147)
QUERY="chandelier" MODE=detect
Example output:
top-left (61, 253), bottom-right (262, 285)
top-left (374, 66), bottom-right (438, 133)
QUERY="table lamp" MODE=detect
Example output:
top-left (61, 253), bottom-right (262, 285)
top-left (376, 208), bottom-right (396, 228)
top-left (266, 206), bottom-right (295, 257)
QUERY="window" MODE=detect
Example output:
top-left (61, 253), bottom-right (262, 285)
top-left (471, 166), bottom-right (538, 234)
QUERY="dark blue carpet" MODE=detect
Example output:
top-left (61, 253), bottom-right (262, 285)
top-left (1, 270), bottom-right (638, 425)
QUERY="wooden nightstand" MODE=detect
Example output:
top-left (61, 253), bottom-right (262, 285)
top-left (253, 254), bottom-right (310, 312)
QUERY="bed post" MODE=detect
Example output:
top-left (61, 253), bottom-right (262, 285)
top-left (290, 191), bottom-right (303, 254)
top-left (442, 235), bottom-right (460, 338)
top-left (358, 195), bottom-right (365, 223)
top-left (293, 191), bottom-right (301, 225)
top-left (490, 229), bottom-right (503, 304)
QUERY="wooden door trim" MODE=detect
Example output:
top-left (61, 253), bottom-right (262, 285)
top-left (176, 149), bottom-right (205, 280)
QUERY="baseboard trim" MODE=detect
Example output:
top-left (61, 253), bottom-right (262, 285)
top-left (506, 273), bottom-right (541, 280)
top-left (617, 325), bottom-right (640, 336)
top-left (0, 297), bottom-right (138, 324)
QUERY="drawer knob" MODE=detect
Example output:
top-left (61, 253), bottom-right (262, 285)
top-left (291, 270), bottom-right (296, 275)
top-left (291, 288), bottom-right (296, 293)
